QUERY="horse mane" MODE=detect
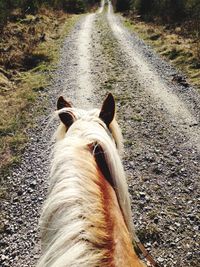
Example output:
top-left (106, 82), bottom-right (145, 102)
top-left (37, 106), bottom-right (136, 267)
top-left (55, 107), bottom-right (133, 230)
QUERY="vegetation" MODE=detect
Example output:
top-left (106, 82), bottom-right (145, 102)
top-left (114, 0), bottom-right (200, 23)
top-left (0, 9), bottom-right (81, 179)
top-left (114, 0), bottom-right (200, 51)
top-left (0, 0), bottom-right (101, 30)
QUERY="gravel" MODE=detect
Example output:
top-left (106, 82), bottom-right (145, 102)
top-left (1, 3), bottom-right (199, 267)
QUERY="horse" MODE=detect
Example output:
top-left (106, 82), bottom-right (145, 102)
top-left (36, 93), bottom-right (147, 267)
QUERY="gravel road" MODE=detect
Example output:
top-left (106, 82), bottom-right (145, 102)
top-left (1, 1), bottom-right (199, 267)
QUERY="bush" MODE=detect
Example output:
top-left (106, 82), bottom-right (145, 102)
top-left (0, 0), bottom-right (101, 30)
top-left (115, 0), bottom-right (130, 12)
top-left (116, 0), bottom-right (200, 24)
top-left (114, 0), bottom-right (200, 54)
top-left (63, 0), bottom-right (86, 13)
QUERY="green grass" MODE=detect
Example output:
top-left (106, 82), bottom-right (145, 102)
top-left (131, 114), bottom-right (143, 122)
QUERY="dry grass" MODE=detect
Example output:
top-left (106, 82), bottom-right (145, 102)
top-left (0, 8), bottom-right (80, 179)
top-left (124, 19), bottom-right (200, 91)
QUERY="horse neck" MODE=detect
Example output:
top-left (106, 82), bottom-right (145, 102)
top-left (39, 130), bottom-right (146, 267)
top-left (98, 169), bottom-right (146, 267)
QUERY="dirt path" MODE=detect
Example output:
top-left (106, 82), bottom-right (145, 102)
top-left (107, 2), bottom-right (200, 152)
top-left (1, 1), bottom-right (199, 267)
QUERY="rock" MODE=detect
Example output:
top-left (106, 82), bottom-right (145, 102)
top-left (29, 180), bottom-right (37, 189)
top-left (1, 254), bottom-right (9, 261)
top-left (157, 256), bottom-right (165, 263)
top-left (139, 192), bottom-right (146, 198)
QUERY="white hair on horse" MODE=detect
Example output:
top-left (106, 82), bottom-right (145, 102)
top-left (37, 93), bottom-right (146, 267)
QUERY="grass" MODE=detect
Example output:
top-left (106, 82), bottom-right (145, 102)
top-left (0, 9), bottom-right (80, 185)
top-left (124, 18), bottom-right (200, 91)
top-left (131, 114), bottom-right (143, 122)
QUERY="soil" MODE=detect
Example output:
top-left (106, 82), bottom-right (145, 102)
top-left (0, 1), bottom-right (199, 267)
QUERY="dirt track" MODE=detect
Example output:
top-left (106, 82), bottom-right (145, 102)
top-left (1, 1), bottom-right (200, 267)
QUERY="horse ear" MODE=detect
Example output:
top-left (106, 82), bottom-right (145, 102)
top-left (59, 112), bottom-right (74, 129)
top-left (99, 93), bottom-right (115, 126)
top-left (57, 96), bottom-right (74, 128)
top-left (57, 96), bottom-right (72, 110)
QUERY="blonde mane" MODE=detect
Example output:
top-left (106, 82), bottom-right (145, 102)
top-left (37, 97), bottom-right (143, 267)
